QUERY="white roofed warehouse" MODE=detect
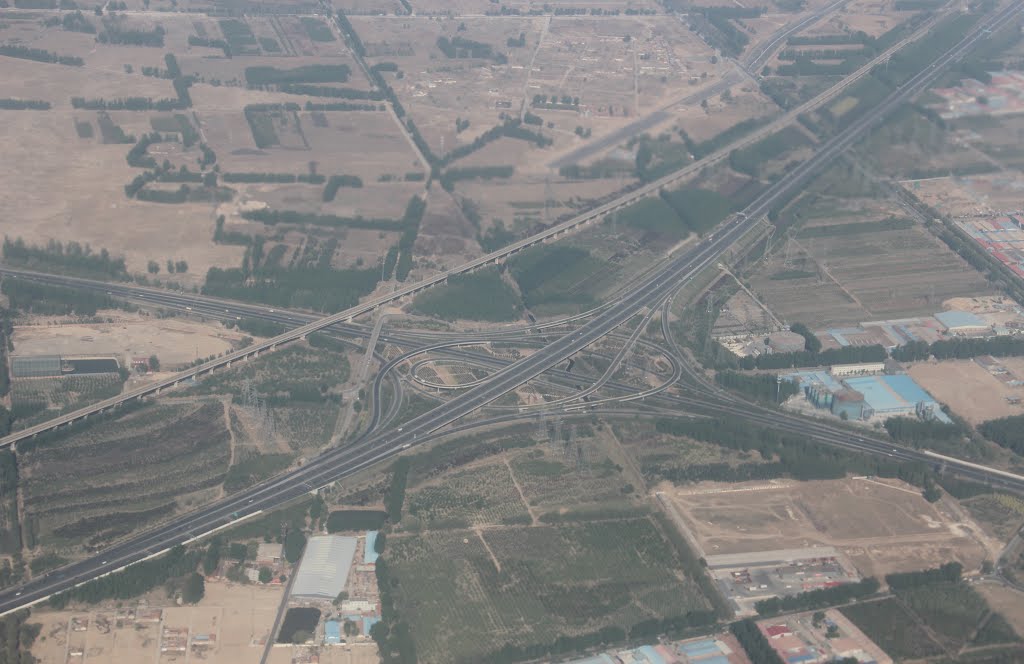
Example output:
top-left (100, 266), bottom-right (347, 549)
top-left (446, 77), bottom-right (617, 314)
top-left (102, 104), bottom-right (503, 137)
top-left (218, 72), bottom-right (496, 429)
top-left (290, 535), bottom-right (357, 600)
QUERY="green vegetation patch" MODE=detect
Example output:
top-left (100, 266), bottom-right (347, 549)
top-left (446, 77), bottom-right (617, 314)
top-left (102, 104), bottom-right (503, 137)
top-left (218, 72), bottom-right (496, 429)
top-left (615, 196), bottom-right (688, 242)
top-left (223, 453), bottom-right (292, 492)
top-left (300, 17), bottom-right (335, 42)
top-left (840, 598), bottom-right (944, 659)
top-left (509, 245), bottom-right (611, 312)
top-left (0, 452), bottom-right (19, 555)
top-left (660, 187), bottom-right (734, 235)
top-left (384, 518), bottom-right (712, 663)
top-left (245, 64), bottom-right (350, 87)
top-left (897, 582), bottom-right (990, 649)
top-left (728, 126), bottom-right (811, 177)
top-left (325, 510), bottom-right (388, 532)
top-left (412, 268), bottom-right (523, 321)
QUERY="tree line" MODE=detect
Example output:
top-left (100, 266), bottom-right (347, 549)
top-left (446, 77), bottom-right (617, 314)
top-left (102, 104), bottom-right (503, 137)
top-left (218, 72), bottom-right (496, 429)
top-left (2, 237), bottom-right (127, 280)
top-left (241, 208), bottom-right (411, 232)
top-left (0, 99), bottom-right (49, 110)
top-left (98, 24), bottom-right (164, 47)
top-left (0, 44), bottom-right (83, 66)
top-left (221, 172), bottom-right (325, 184)
top-left (730, 619), bottom-right (784, 664)
top-left (652, 416), bottom-right (940, 492)
top-left (439, 165), bottom-right (514, 191)
top-left (245, 64), bottom-right (351, 87)
top-left (755, 578), bottom-right (880, 615)
top-left (304, 101), bottom-right (383, 112)
top-left (322, 174), bottom-right (363, 201)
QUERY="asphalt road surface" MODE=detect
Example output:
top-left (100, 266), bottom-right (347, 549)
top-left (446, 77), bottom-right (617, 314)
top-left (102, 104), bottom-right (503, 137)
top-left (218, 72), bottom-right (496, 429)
top-left (0, 0), bottom-right (1020, 616)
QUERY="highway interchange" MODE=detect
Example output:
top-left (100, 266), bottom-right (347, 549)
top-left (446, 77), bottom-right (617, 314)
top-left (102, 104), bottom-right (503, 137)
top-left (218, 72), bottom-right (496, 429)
top-left (0, 0), bottom-right (1023, 616)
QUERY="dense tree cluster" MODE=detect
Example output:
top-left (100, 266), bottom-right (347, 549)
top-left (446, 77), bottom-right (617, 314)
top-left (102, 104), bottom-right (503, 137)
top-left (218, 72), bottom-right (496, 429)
top-left (0, 44), bottom-right (82, 66)
top-left (49, 545), bottom-right (201, 608)
top-left (979, 415), bottom-right (1024, 455)
top-left (0, 610), bottom-right (40, 664)
top-left (715, 371), bottom-right (799, 403)
top-left (886, 562), bottom-right (962, 591)
top-left (98, 23), bottom-right (165, 47)
top-left (436, 35), bottom-right (505, 62)
top-left (730, 619), bottom-right (785, 664)
top-left (2, 237), bottom-right (127, 280)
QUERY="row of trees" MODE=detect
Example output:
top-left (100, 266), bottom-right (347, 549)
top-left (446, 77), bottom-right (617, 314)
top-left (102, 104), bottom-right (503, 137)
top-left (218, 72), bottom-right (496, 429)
top-left (439, 165), bottom-right (514, 191)
top-left (98, 24), bottom-right (164, 47)
top-left (653, 416), bottom-right (940, 490)
top-left (241, 208), bottom-right (410, 232)
top-left (322, 174), bottom-right (364, 201)
top-left (304, 100), bottom-right (382, 112)
top-left (2, 237), bottom-right (127, 280)
top-left (0, 99), bottom-right (49, 110)
top-left (755, 578), bottom-right (881, 615)
top-left (221, 172), bottom-right (325, 184)
top-left (0, 44), bottom-right (82, 66)
top-left (245, 64), bottom-right (351, 87)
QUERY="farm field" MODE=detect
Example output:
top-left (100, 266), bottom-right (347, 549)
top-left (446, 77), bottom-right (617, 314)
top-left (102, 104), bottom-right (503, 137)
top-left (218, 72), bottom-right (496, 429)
top-left (384, 519), bottom-right (711, 663)
top-left (663, 477), bottom-right (989, 579)
top-left (10, 374), bottom-right (126, 430)
top-left (749, 198), bottom-right (991, 328)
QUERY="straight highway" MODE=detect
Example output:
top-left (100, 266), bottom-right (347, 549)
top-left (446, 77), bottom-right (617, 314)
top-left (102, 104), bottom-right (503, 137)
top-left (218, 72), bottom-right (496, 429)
top-left (0, 0), bottom-right (1019, 617)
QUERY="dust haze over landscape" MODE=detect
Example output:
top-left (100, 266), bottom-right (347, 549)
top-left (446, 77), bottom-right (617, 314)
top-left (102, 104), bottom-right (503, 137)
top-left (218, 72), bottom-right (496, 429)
top-left (2, 0), bottom-right (1024, 662)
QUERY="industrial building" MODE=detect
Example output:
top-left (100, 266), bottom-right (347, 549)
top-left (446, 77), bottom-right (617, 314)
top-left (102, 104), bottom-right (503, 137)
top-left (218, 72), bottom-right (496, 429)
top-left (934, 310), bottom-right (989, 335)
top-left (290, 535), bottom-right (357, 600)
top-left (785, 367), bottom-right (950, 423)
top-left (324, 620), bottom-right (342, 645)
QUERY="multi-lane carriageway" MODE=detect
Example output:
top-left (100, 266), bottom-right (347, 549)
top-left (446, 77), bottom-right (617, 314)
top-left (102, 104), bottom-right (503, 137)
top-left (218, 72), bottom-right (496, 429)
top-left (0, 0), bottom-right (968, 450)
top-left (0, 0), bottom-right (1022, 616)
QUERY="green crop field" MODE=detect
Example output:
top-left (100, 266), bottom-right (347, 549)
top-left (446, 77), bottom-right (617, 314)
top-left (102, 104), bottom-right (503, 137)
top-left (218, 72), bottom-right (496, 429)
top-left (19, 401), bottom-right (231, 550)
top-left (840, 598), bottom-right (944, 659)
top-left (412, 268), bottom-right (523, 321)
top-left (385, 517), bottom-right (711, 663)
